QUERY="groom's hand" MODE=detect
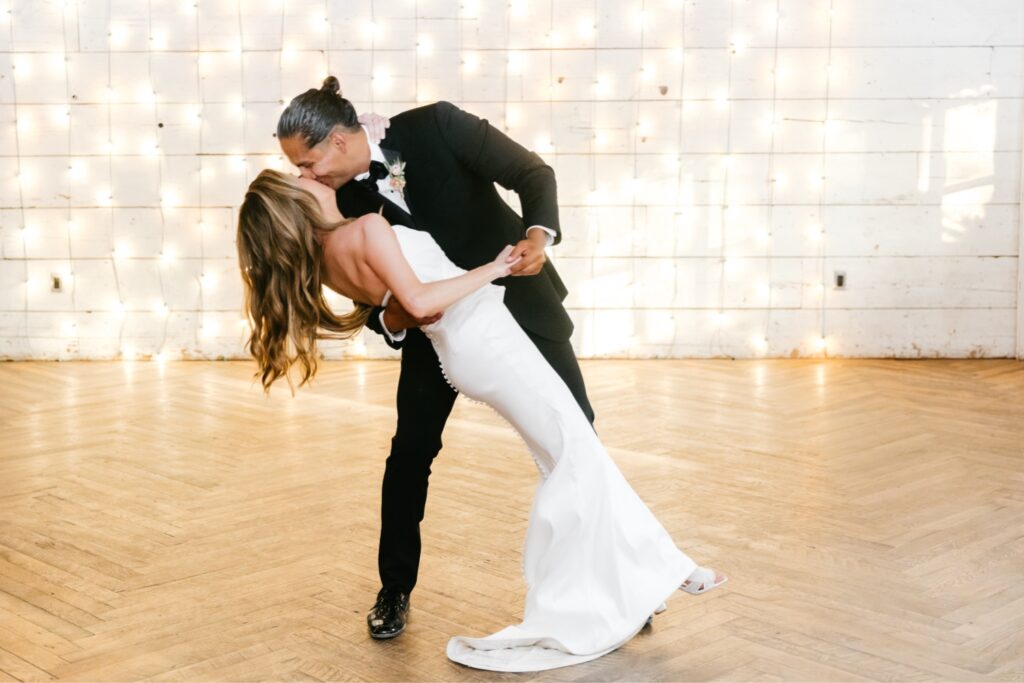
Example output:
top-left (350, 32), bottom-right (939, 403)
top-left (382, 295), bottom-right (442, 334)
top-left (507, 231), bottom-right (547, 276)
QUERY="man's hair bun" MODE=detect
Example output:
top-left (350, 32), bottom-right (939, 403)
top-left (321, 75), bottom-right (341, 95)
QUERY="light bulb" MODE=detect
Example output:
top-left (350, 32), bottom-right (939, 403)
top-left (109, 23), bottom-right (128, 47)
top-left (12, 55), bottom-right (31, 77)
top-left (507, 51), bottom-right (523, 74)
top-left (44, 107), bottom-right (67, 127)
top-left (49, 52), bottom-right (66, 74)
top-left (373, 68), bottom-right (392, 92)
top-left (505, 106), bottom-right (520, 128)
top-left (200, 272), bottom-right (218, 290)
top-left (309, 12), bottom-right (328, 31)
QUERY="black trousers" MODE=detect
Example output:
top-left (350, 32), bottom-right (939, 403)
top-left (378, 325), bottom-right (595, 595)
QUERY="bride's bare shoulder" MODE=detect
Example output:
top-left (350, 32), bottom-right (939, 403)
top-left (336, 213), bottom-right (388, 241)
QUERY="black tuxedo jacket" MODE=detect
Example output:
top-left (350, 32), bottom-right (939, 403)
top-left (335, 101), bottom-right (573, 348)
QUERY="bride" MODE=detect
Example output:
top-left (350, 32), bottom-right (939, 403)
top-left (236, 169), bottom-right (728, 672)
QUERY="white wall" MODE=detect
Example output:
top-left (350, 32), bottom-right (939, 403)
top-left (0, 0), bottom-right (1022, 360)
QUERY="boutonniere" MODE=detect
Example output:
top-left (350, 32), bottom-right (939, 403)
top-left (388, 159), bottom-right (407, 193)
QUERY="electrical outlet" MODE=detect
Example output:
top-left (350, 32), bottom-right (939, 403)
top-left (51, 274), bottom-right (62, 292)
top-left (833, 270), bottom-right (846, 290)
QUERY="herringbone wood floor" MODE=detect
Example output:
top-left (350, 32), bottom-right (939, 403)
top-left (0, 359), bottom-right (1022, 682)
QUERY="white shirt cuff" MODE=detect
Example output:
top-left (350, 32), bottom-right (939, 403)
top-left (379, 309), bottom-right (406, 343)
top-left (527, 225), bottom-right (556, 247)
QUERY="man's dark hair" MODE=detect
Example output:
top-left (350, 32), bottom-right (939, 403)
top-left (276, 75), bottom-right (360, 148)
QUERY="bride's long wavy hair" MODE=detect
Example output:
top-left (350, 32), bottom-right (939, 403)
top-left (237, 169), bottom-right (372, 396)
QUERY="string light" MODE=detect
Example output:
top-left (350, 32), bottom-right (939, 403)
top-left (0, 0), bottom-right (864, 361)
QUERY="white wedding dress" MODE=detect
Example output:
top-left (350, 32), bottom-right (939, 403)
top-left (384, 224), bottom-right (699, 672)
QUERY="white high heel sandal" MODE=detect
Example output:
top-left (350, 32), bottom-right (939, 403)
top-left (646, 566), bottom-right (728, 625)
top-left (680, 566), bottom-right (728, 595)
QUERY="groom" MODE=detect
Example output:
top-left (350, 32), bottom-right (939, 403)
top-left (277, 77), bottom-right (595, 640)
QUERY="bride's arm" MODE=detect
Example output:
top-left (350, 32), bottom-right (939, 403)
top-left (361, 214), bottom-right (517, 319)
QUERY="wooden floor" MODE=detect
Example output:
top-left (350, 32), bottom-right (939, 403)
top-left (0, 359), bottom-right (1022, 682)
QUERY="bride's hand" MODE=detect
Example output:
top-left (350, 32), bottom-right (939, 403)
top-left (357, 112), bottom-right (390, 143)
top-left (492, 245), bottom-right (522, 278)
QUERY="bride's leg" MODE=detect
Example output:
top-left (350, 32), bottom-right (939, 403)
top-left (521, 329), bottom-right (595, 425)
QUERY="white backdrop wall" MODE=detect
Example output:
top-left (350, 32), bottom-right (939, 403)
top-left (0, 0), bottom-right (1022, 361)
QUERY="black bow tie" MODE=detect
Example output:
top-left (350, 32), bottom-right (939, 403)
top-left (356, 160), bottom-right (389, 192)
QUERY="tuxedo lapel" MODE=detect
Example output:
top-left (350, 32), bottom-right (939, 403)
top-left (338, 178), bottom-right (418, 230)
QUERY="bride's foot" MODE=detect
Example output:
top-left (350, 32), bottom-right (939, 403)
top-left (681, 566), bottom-right (728, 595)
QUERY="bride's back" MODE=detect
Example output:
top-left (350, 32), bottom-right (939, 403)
top-left (319, 214), bottom-right (390, 307)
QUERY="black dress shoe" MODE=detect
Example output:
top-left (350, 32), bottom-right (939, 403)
top-left (367, 587), bottom-right (410, 639)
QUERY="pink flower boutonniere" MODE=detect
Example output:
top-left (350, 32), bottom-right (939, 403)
top-left (388, 160), bottom-right (407, 194)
